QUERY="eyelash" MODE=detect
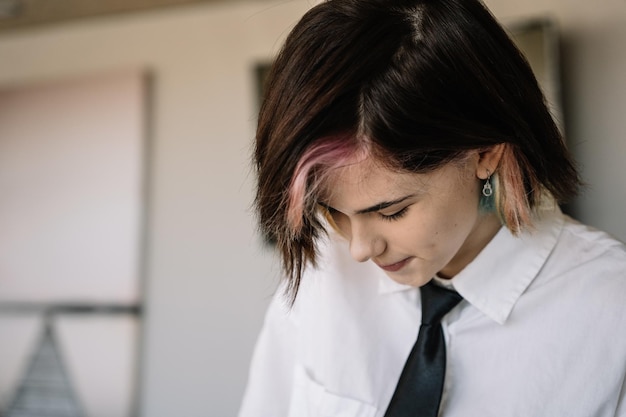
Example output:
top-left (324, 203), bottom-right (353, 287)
top-left (379, 207), bottom-right (409, 222)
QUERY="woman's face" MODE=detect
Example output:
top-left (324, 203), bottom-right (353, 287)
top-left (321, 153), bottom-right (502, 287)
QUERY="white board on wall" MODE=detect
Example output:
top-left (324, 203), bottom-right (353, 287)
top-left (0, 70), bottom-right (147, 417)
top-left (0, 71), bottom-right (146, 304)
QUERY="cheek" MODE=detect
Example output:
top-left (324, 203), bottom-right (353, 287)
top-left (419, 194), bottom-right (479, 249)
top-left (440, 200), bottom-right (481, 249)
top-left (401, 215), bottom-right (449, 252)
top-left (445, 177), bottom-right (481, 223)
top-left (443, 197), bottom-right (479, 233)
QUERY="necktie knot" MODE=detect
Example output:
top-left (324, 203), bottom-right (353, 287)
top-left (420, 281), bottom-right (463, 325)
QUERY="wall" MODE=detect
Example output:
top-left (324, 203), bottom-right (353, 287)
top-left (0, 0), bottom-right (624, 415)
top-left (0, 1), bottom-right (310, 416)
top-left (484, 0), bottom-right (626, 241)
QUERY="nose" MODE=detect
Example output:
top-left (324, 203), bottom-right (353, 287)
top-left (348, 221), bottom-right (384, 263)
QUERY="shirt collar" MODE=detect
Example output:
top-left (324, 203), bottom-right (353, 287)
top-left (377, 206), bottom-right (565, 325)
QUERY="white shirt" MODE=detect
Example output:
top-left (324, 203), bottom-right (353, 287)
top-left (239, 208), bottom-right (626, 417)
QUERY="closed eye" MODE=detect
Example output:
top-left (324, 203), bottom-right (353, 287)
top-left (379, 206), bottom-right (409, 222)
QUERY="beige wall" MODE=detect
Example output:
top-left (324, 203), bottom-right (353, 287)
top-left (0, 0), bottom-right (624, 415)
top-left (485, 0), bottom-right (626, 241)
top-left (0, 1), bottom-right (310, 416)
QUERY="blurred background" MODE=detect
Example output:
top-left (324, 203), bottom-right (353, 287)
top-left (0, 0), bottom-right (624, 416)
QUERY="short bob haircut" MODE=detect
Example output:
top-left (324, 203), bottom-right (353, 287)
top-left (254, 0), bottom-right (580, 301)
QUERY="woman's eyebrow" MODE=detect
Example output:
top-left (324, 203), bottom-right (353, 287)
top-left (318, 195), bottom-right (415, 215)
top-left (355, 195), bottom-right (415, 214)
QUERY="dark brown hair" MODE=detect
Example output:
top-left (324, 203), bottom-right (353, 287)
top-left (254, 0), bottom-right (580, 301)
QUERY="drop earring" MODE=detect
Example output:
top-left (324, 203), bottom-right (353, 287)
top-left (482, 170), bottom-right (493, 197)
top-left (479, 170), bottom-right (495, 212)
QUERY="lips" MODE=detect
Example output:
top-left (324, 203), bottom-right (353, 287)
top-left (376, 257), bottom-right (412, 272)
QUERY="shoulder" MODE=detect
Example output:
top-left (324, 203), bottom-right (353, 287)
top-left (530, 213), bottom-right (626, 320)
top-left (547, 214), bottom-right (626, 279)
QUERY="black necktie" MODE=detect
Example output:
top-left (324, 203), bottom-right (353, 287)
top-left (384, 281), bottom-right (463, 417)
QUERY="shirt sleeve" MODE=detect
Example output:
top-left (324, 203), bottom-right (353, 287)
top-left (238, 287), bottom-right (298, 417)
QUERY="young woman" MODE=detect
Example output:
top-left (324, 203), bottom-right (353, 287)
top-left (240, 0), bottom-right (626, 415)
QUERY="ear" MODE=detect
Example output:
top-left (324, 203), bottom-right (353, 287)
top-left (476, 143), bottom-right (506, 180)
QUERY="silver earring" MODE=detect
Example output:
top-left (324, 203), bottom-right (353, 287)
top-left (482, 170), bottom-right (493, 197)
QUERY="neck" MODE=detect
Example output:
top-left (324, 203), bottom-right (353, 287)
top-left (438, 212), bottom-right (502, 279)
